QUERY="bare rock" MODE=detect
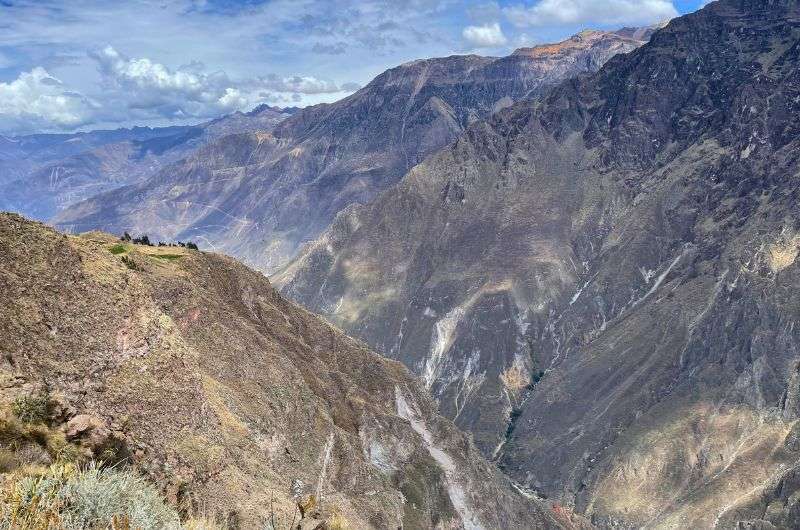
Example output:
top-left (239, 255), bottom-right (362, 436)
top-left (65, 413), bottom-right (111, 451)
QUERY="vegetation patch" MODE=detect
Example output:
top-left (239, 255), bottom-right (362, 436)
top-left (108, 244), bottom-right (127, 255)
top-left (0, 407), bottom-right (78, 471)
top-left (121, 232), bottom-right (199, 251)
top-left (150, 254), bottom-right (183, 262)
top-left (121, 256), bottom-right (140, 271)
top-left (0, 462), bottom-right (181, 530)
top-left (11, 394), bottom-right (49, 425)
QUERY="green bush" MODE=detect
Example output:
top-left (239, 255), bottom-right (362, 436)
top-left (11, 394), bottom-right (48, 424)
top-left (121, 256), bottom-right (140, 271)
top-left (0, 462), bottom-right (181, 530)
top-left (109, 244), bottom-right (127, 255)
top-left (150, 254), bottom-right (183, 261)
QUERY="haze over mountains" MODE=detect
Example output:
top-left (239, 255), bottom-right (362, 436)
top-left (3, 0), bottom-right (800, 528)
top-left (0, 105), bottom-right (296, 221)
top-left (50, 28), bottom-right (652, 272)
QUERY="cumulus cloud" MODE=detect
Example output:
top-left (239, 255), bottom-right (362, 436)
top-left (0, 45), bottom-right (359, 134)
top-left (0, 67), bottom-right (95, 133)
top-left (462, 22), bottom-right (508, 47)
top-left (260, 73), bottom-right (341, 95)
top-left (87, 46), bottom-right (349, 121)
top-left (504, 0), bottom-right (678, 28)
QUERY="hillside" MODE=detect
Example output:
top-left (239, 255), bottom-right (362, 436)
top-left (53, 29), bottom-right (651, 273)
top-left (0, 213), bottom-right (566, 529)
top-left (275, 0), bottom-right (800, 526)
top-left (0, 105), bottom-right (295, 221)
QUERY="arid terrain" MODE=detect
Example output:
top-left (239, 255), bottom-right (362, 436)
top-left (0, 213), bottom-right (567, 529)
top-left (276, 0), bottom-right (800, 526)
top-left (3, 0), bottom-right (800, 528)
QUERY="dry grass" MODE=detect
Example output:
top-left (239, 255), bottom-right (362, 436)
top-left (0, 409), bottom-right (76, 465)
top-left (500, 364), bottom-right (530, 393)
top-left (328, 510), bottom-right (350, 530)
top-left (768, 238), bottom-right (800, 273)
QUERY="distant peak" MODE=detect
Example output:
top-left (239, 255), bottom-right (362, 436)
top-left (511, 26), bottom-right (652, 58)
top-left (245, 103), bottom-right (298, 117)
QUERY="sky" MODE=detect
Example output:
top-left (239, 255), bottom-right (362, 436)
top-left (0, 0), bottom-right (711, 135)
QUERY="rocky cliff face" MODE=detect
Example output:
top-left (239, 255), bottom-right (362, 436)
top-left (276, 0), bottom-right (800, 526)
top-left (0, 213), bottom-right (569, 529)
top-left (0, 105), bottom-right (294, 221)
top-left (53, 29), bottom-right (650, 273)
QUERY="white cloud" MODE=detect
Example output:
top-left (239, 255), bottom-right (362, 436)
top-left (0, 45), bottom-right (359, 134)
top-left (260, 74), bottom-right (341, 95)
top-left (93, 46), bottom-right (210, 96)
top-left (88, 46), bottom-right (349, 121)
top-left (504, 0), bottom-right (678, 28)
top-left (462, 22), bottom-right (508, 47)
top-left (0, 0), bottom-right (467, 133)
top-left (0, 67), bottom-right (95, 133)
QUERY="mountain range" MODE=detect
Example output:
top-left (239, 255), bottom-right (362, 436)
top-left (275, 0), bottom-right (800, 526)
top-left (0, 105), bottom-right (295, 221)
top-left (0, 212), bottom-right (571, 529)
top-left (51, 28), bottom-right (652, 272)
top-left (3, 0), bottom-right (800, 527)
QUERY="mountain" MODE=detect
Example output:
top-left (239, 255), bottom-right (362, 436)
top-left (53, 29), bottom-right (651, 272)
top-left (0, 105), bottom-right (295, 221)
top-left (275, 0), bottom-right (800, 526)
top-left (0, 126), bottom-right (193, 188)
top-left (0, 212), bottom-right (572, 530)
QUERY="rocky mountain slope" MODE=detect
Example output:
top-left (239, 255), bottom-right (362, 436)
top-left (0, 212), bottom-right (569, 529)
top-left (53, 29), bottom-right (651, 273)
top-left (276, 0), bottom-right (800, 526)
top-left (0, 105), bottom-right (294, 221)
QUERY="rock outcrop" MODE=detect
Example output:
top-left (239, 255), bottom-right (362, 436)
top-left (276, 0), bottom-right (800, 526)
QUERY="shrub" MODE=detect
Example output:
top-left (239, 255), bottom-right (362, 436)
top-left (0, 449), bottom-right (16, 473)
top-left (0, 408), bottom-right (80, 468)
top-left (186, 242), bottom-right (199, 251)
top-left (150, 254), bottom-right (183, 262)
top-left (11, 394), bottom-right (48, 424)
top-left (0, 462), bottom-right (182, 530)
top-left (328, 511), bottom-right (349, 530)
top-left (109, 244), bottom-right (127, 255)
top-left (121, 256), bottom-right (140, 271)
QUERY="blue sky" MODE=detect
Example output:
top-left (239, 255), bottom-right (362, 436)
top-left (0, 0), bottom-right (711, 135)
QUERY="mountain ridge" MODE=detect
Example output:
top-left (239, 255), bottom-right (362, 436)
top-left (276, 0), bottom-right (800, 526)
top-left (0, 212), bottom-right (569, 529)
top-left (0, 105), bottom-right (296, 221)
top-left (52, 27), bottom-right (653, 272)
